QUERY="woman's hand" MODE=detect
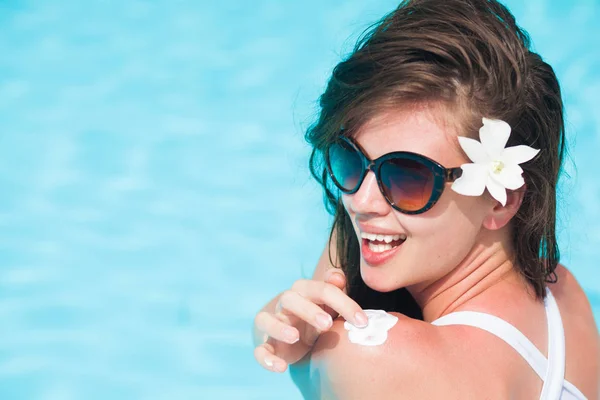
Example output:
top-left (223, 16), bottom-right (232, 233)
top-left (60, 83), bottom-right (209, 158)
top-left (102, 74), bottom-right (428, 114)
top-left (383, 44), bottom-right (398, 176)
top-left (253, 268), bottom-right (368, 373)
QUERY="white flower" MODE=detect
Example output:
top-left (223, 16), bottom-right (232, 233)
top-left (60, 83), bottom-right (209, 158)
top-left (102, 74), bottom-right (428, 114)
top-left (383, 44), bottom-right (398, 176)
top-left (451, 117), bottom-right (540, 206)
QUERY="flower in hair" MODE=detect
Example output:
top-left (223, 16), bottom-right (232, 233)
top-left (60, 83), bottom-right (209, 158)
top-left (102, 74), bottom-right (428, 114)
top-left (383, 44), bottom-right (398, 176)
top-left (451, 118), bottom-right (540, 206)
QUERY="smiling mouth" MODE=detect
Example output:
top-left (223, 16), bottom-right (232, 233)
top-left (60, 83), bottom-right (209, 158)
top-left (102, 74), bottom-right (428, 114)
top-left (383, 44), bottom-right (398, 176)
top-left (360, 232), bottom-right (407, 253)
top-left (364, 238), bottom-right (406, 253)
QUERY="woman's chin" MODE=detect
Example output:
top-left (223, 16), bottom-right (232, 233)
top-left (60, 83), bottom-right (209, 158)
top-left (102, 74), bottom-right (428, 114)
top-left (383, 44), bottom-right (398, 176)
top-left (359, 266), bottom-right (402, 293)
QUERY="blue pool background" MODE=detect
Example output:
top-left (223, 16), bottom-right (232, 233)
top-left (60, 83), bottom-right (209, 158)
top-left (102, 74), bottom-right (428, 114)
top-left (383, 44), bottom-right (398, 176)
top-left (0, 1), bottom-right (598, 399)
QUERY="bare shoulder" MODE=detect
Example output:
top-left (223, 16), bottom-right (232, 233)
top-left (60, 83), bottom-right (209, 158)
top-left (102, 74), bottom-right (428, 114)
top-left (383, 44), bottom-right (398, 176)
top-left (308, 313), bottom-right (507, 400)
top-left (551, 263), bottom-right (598, 346)
top-left (304, 265), bottom-right (599, 399)
top-left (551, 264), bottom-right (600, 398)
top-left (551, 263), bottom-right (595, 310)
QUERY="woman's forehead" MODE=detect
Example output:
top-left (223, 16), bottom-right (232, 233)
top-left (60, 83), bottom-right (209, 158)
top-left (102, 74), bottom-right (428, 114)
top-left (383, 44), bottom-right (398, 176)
top-left (353, 105), bottom-right (465, 165)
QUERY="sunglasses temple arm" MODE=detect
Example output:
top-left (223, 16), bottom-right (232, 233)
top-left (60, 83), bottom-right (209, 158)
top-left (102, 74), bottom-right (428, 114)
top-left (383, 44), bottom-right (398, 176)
top-left (446, 167), bottom-right (463, 181)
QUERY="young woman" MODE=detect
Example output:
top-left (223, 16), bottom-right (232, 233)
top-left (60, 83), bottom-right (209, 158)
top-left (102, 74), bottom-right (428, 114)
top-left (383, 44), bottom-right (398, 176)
top-left (253, 0), bottom-right (599, 398)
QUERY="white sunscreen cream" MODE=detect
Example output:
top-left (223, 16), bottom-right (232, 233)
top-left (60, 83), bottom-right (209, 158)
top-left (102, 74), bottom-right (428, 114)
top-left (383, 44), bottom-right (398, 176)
top-left (343, 309), bottom-right (399, 346)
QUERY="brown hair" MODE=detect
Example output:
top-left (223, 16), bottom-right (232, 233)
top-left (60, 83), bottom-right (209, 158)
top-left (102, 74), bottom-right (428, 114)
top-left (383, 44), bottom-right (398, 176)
top-left (305, 0), bottom-right (566, 318)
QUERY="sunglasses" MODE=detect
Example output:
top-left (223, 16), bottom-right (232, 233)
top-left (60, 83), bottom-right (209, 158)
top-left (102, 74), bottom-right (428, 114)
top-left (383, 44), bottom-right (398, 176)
top-left (325, 136), bottom-right (464, 214)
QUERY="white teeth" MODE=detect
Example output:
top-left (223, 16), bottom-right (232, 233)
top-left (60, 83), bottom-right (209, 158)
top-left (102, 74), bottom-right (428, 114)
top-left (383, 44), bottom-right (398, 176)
top-left (368, 242), bottom-right (393, 253)
top-left (360, 232), bottom-right (407, 242)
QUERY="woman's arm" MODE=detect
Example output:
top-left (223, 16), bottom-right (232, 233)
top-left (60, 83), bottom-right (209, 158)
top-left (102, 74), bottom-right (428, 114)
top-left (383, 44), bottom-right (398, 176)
top-left (252, 231), bottom-right (340, 349)
top-left (288, 232), bottom-right (342, 398)
top-left (311, 229), bottom-right (340, 281)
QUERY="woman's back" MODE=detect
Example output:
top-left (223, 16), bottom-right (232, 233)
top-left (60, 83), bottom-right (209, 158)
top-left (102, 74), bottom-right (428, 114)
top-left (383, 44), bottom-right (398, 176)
top-left (525, 265), bottom-right (598, 397)
top-left (306, 264), bottom-right (598, 399)
top-left (428, 265), bottom-right (600, 399)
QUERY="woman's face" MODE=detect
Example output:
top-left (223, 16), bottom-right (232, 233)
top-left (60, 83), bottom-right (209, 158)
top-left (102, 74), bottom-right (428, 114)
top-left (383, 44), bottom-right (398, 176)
top-left (342, 103), bottom-right (496, 292)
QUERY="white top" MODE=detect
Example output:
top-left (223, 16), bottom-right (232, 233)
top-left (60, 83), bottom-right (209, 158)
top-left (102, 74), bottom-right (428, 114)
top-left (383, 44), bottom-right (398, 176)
top-left (431, 287), bottom-right (586, 400)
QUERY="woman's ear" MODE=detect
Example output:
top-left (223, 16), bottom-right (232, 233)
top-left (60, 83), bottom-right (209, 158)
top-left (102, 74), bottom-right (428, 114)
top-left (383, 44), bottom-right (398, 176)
top-left (482, 185), bottom-right (526, 231)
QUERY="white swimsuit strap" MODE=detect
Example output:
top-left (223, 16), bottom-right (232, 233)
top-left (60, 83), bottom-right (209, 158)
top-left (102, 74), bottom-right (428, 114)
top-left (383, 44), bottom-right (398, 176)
top-left (431, 287), bottom-right (566, 400)
top-left (541, 286), bottom-right (566, 400)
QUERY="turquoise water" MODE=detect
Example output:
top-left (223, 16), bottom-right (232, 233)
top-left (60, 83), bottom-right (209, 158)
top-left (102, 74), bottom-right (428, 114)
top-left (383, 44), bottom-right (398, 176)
top-left (0, 1), bottom-right (598, 399)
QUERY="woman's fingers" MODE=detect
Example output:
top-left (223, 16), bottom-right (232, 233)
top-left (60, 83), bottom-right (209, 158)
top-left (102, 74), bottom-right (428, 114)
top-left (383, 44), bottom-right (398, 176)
top-left (291, 279), bottom-right (368, 328)
top-left (321, 268), bottom-right (347, 316)
top-left (254, 341), bottom-right (288, 373)
top-left (253, 272), bottom-right (366, 374)
top-left (278, 290), bottom-right (337, 332)
top-left (324, 268), bottom-right (346, 292)
top-left (325, 268), bottom-right (346, 284)
top-left (254, 310), bottom-right (300, 345)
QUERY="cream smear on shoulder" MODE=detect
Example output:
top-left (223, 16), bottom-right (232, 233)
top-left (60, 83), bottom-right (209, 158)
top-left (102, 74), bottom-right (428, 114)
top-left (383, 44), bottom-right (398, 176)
top-left (343, 309), bottom-right (398, 346)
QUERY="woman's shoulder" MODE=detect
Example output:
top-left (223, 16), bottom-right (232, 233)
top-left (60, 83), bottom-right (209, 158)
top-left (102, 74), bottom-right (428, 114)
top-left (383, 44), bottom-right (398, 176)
top-left (551, 263), bottom-right (594, 310)
top-left (308, 312), bottom-right (509, 399)
top-left (551, 263), bottom-right (598, 354)
top-left (550, 264), bottom-right (599, 398)
top-left (306, 264), bottom-right (599, 399)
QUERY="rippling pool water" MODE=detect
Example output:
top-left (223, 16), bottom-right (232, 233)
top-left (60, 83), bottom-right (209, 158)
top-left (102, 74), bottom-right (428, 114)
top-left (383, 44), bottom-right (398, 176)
top-left (0, 1), bottom-right (598, 398)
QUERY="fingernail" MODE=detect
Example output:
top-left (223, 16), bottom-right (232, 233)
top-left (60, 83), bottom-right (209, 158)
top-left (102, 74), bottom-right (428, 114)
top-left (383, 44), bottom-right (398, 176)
top-left (265, 357), bottom-right (274, 367)
top-left (355, 312), bottom-right (368, 327)
top-left (275, 362), bottom-right (286, 372)
top-left (316, 313), bottom-right (333, 329)
top-left (283, 327), bottom-right (298, 343)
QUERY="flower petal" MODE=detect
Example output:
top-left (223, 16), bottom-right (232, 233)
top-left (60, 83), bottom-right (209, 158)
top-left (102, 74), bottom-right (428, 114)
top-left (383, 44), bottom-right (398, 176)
top-left (480, 118), bottom-right (510, 159)
top-left (489, 163), bottom-right (525, 190)
top-left (501, 145), bottom-right (540, 165)
top-left (457, 136), bottom-right (489, 163)
top-left (451, 163), bottom-right (488, 196)
top-left (486, 175), bottom-right (508, 206)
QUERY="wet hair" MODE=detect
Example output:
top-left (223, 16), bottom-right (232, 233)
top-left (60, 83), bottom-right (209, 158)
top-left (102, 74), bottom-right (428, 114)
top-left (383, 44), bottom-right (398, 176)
top-left (305, 0), bottom-right (566, 318)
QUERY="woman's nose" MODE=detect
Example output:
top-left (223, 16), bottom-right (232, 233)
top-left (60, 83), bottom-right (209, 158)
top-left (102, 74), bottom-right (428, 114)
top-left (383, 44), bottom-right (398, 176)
top-left (345, 171), bottom-right (390, 216)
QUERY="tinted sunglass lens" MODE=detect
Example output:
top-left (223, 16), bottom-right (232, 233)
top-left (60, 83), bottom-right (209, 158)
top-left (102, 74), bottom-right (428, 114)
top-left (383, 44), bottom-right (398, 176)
top-left (327, 141), bottom-right (363, 192)
top-left (380, 158), bottom-right (435, 212)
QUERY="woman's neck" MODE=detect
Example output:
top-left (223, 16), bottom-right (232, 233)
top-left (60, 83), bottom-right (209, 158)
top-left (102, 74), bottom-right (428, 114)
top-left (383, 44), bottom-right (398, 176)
top-left (406, 230), bottom-right (528, 322)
